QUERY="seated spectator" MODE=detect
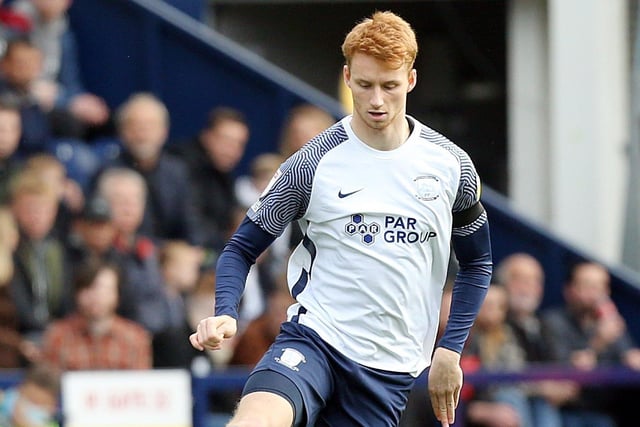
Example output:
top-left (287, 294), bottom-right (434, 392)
top-left (278, 103), bottom-right (335, 158)
top-left (95, 166), bottom-right (170, 335)
top-left (542, 261), bottom-right (637, 427)
top-left (0, 37), bottom-right (51, 154)
top-left (0, 99), bottom-right (23, 204)
top-left (9, 168), bottom-right (72, 346)
top-left (98, 93), bottom-right (201, 246)
top-left (0, 363), bottom-right (61, 427)
top-left (0, 206), bottom-right (33, 368)
top-left (0, 0), bottom-right (30, 56)
top-left (153, 240), bottom-right (204, 368)
top-left (11, 0), bottom-right (110, 138)
top-left (65, 194), bottom-right (117, 265)
top-left (234, 152), bottom-right (284, 209)
top-left (496, 253), bottom-right (573, 427)
top-left (23, 153), bottom-right (84, 238)
top-left (173, 106), bottom-right (250, 250)
top-left (462, 284), bottom-right (561, 427)
top-left (41, 257), bottom-right (151, 370)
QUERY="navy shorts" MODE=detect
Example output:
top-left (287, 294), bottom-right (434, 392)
top-left (241, 321), bottom-right (415, 427)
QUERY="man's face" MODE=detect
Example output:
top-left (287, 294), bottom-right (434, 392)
top-left (1, 44), bottom-right (43, 90)
top-left (119, 101), bottom-right (168, 162)
top-left (77, 220), bottom-right (116, 254)
top-left (344, 52), bottom-right (416, 134)
top-left (12, 193), bottom-right (58, 241)
top-left (76, 268), bottom-right (119, 321)
top-left (504, 257), bottom-right (544, 315)
top-left (0, 110), bottom-right (21, 158)
top-left (201, 120), bottom-right (249, 173)
top-left (105, 178), bottom-right (145, 235)
top-left (566, 264), bottom-right (610, 312)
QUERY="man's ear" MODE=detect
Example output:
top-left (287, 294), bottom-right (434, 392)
top-left (407, 69), bottom-right (417, 93)
top-left (343, 65), bottom-right (351, 88)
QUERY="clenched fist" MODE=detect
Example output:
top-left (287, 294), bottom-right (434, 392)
top-left (189, 315), bottom-right (238, 351)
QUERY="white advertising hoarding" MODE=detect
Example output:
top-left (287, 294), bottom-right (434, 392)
top-left (62, 369), bottom-right (192, 427)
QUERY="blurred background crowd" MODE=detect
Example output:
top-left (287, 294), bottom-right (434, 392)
top-left (0, 1), bottom-right (639, 427)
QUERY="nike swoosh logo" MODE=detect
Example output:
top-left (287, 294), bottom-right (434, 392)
top-left (338, 188), bottom-right (363, 198)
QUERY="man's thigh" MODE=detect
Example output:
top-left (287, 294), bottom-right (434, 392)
top-left (240, 322), bottom-right (335, 426)
top-left (230, 391), bottom-right (294, 427)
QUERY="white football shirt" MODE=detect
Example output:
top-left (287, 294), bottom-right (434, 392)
top-left (249, 115), bottom-right (481, 376)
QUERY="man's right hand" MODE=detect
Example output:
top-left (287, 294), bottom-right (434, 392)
top-left (189, 315), bottom-right (237, 351)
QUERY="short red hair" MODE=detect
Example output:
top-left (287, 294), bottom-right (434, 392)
top-left (341, 11), bottom-right (418, 70)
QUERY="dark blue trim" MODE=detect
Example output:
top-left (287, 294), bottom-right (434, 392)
top-left (214, 217), bottom-right (276, 319)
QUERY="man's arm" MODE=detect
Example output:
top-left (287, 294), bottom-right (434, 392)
top-left (438, 203), bottom-right (492, 353)
top-left (214, 216), bottom-right (277, 319)
top-left (190, 216), bottom-right (276, 352)
top-left (429, 202), bottom-right (492, 426)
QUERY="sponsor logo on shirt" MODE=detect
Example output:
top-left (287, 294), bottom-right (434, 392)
top-left (345, 214), bottom-right (437, 245)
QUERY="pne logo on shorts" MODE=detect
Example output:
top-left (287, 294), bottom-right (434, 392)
top-left (275, 348), bottom-right (306, 371)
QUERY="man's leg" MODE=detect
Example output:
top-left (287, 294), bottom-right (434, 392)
top-left (227, 391), bottom-right (294, 427)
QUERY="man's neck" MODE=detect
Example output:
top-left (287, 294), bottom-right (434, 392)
top-left (350, 115), bottom-right (410, 151)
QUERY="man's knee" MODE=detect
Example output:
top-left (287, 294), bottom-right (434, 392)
top-left (227, 391), bottom-right (295, 427)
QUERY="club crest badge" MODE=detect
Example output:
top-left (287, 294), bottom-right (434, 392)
top-left (275, 348), bottom-right (306, 371)
top-left (414, 175), bottom-right (440, 201)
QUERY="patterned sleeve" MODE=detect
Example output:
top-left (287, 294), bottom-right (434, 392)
top-left (248, 123), bottom-right (348, 236)
top-left (450, 147), bottom-right (486, 238)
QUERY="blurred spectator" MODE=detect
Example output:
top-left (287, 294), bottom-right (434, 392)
top-left (278, 103), bottom-right (335, 158)
top-left (41, 257), bottom-right (151, 370)
top-left (542, 261), bottom-right (638, 427)
top-left (65, 194), bottom-right (117, 265)
top-left (496, 253), bottom-right (573, 427)
top-left (229, 288), bottom-right (294, 368)
top-left (0, 37), bottom-right (51, 154)
top-left (11, 0), bottom-right (110, 138)
top-left (24, 153), bottom-right (84, 238)
top-left (234, 152), bottom-right (284, 209)
top-left (0, 363), bottom-right (61, 427)
top-left (9, 168), bottom-right (72, 346)
top-left (96, 166), bottom-right (170, 335)
top-left (174, 106), bottom-right (249, 250)
top-left (462, 284), bottom-right (560, 427)
top-left (152, 240), bottom-right (204, 368)
top-left (0, 0), bottom-right (30, 51)
top-left (0, 206), bottom-right (34, 368)
top-left (101, 92), bottom-right (201, 245)
top-left (0, 99), bottom-right (23, 204)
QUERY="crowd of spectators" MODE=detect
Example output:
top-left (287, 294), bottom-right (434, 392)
top-left (0, 1), bottom-right (340, 423)
top-left (1, 2), bottom-right (640, 427)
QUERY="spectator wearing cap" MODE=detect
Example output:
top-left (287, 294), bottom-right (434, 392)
top-left (64, 195), bottom-right (140, 321)
top-left (66, 195), bottom-right (116, 262)
top-left (94, 166), bottom-right (170, 335)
